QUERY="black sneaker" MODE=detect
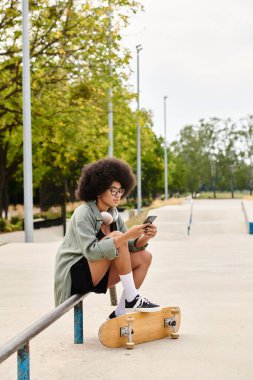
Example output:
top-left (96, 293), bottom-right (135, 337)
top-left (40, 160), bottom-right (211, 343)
top-left (107, 310), bottom-right (117, 320)
top-left (125, 294), bottom-right (161, 313)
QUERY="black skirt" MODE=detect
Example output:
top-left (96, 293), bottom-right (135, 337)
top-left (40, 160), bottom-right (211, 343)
top-left (70, 256), bottom-right (109, 295)
top-left (70, 224), bottom-right (116, 295)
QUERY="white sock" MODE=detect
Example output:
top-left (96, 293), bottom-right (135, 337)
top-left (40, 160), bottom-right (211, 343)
top-left (114, 290), bottom-right (126, 317)
top-left (119, 273), bottom-right (138, 302)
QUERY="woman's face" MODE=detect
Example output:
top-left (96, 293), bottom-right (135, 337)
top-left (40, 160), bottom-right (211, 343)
top-left (97, 181), bottom-right (125, 211)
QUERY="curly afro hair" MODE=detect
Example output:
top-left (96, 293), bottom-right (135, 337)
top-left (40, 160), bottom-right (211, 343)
top-left (76, 157), bottom-right (136, 201)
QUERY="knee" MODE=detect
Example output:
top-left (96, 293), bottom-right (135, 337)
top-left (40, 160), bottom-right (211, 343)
top-left (142, 249), bottom-right (152, 267)
top-left (109, 231), bottom-right (128, 251)
top-left (109, 231), bottom-right (123, 237)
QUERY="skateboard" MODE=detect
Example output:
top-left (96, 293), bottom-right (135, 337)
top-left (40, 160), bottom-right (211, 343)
top-left (98, 306), bottom-right (181, 349)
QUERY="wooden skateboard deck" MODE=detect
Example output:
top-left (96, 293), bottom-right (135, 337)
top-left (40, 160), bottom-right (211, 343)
top-left (98, 306), bottom-right (181, 349)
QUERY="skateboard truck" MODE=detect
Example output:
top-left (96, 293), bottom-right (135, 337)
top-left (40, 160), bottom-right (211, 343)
top-left (164, 308), bottom-right (180, 339)
top-left (164, 317), bottom-right (177, 328)
top-left (120, 317), bottom-right (135, 349)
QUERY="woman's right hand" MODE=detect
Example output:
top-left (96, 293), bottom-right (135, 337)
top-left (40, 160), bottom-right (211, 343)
top-left (125, 224), bottom-right (148, 240)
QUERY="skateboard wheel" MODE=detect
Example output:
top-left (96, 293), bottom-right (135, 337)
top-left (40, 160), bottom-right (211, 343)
top-left (126, 342), bottom-right (135, 349)
top-left (171, 333), bottom-right (179, 339)
top-left (171, 308), bottom-right (180, 315)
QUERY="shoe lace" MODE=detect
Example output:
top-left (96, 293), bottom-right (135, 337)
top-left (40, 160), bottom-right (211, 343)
top-left (138, 296), bottom-right (150, 307)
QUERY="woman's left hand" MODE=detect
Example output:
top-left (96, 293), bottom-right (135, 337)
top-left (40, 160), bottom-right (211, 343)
top-left (143, 223), bottom-right (157, 238)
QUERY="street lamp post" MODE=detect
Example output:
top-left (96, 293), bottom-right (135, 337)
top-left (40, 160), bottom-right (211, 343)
top-left (136, 44), bottom-right (142, 213)
top-left (107, 2), bottom-right (118, 307)
top-left (108, 3), bottom-right (113, 157)
top-left (164, 96), bottom-right (168, 200)
top-left (22, 0), bottom-right (33, 242)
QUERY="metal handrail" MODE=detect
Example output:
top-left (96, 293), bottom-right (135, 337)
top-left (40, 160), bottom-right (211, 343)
top-left (187, 199), bottom-right (194, 235)
top-left (241, 201), bottom-right (249, 232)
top-left (0, 292), bottom-right (90, 378)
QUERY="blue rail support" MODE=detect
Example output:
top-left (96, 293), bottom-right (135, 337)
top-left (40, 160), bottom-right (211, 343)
top-left (17, 344), bottom-right (29, 380)
top-left (74, 301), bottom-right (83, 344)
top-left (0, 293), bottom-right (89, 380)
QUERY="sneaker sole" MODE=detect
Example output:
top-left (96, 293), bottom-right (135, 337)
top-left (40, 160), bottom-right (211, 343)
top-left (125, 306), bottom-right (161, 313)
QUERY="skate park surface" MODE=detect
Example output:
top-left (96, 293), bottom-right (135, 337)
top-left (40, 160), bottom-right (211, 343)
top-left (0, 199), bottom-right (253, 380)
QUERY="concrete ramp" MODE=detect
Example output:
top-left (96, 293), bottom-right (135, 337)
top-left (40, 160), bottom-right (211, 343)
top-left (189, 199), bottom-right (247, 235)
top-left (1, 199), bottom-right (253, 380)
top-left (152, 199), bottom-right (248, 240)
top-left (153, 200), bottom-right (192, 241)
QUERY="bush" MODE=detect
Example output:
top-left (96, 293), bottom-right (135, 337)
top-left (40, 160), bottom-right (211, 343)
top-left (34, 210), bottom-right (61, 220)
top-left (3, 225), bottom-right (13, 233)
top-left (0, 218), bottom-right (23, 233)
top-left (10, 223), bottom-right (22, 232)
top-left (66, 210), bottom-right (74, 219)
top-left (10, 216), bottom-right (21, 225)
top-left (0, 218), bottom-right (7, 232)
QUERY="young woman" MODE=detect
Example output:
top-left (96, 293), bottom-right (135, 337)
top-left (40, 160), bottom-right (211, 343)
top-left (54, 157), bottom-right (160, 319)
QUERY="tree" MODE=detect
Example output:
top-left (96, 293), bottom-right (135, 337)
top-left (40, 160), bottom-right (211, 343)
top-left (214, 119), bottom-right (240, 198)
top-left (172, 125), bottom-right (206, 197)
top-left (237, 116), bottom-right (253, 195)
top-left (199, 118), bottom-right (221, 198)
top-left (168, 143), bottom-right (187, 195)
top-left (0, 0), bottom-right (142, 216)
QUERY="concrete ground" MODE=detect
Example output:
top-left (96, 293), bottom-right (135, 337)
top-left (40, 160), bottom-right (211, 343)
top-left (0, 199), bottom-right (253, 380)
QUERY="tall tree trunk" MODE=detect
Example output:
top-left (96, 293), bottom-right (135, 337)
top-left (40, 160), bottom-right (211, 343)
top-left (0, 170), bottom-right (6, 219)
top-left (3, 185), bottom-right (9, 219)
top-left (0, 188), bottom-right (3, 218)
top-left (213, 179), bottom-right (216, 199)
top-left (230, 172), bottom-right (234, 199)
top-left (62, 178), bottom-right (67, 236)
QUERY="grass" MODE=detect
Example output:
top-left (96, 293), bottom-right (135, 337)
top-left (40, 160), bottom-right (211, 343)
top-left (125, 197), bottom-right (184, 228)
top-left (243, 195), bottom-right (253, 201)
top-left (197, 191), bottom-right (253, 200)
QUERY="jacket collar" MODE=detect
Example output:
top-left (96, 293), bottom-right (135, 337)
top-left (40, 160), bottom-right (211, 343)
top-left (88, 200), bottom-right (103, 221)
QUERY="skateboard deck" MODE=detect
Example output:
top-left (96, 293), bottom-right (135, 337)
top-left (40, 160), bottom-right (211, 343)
top-left (98, 306), bottom-right (181, 349)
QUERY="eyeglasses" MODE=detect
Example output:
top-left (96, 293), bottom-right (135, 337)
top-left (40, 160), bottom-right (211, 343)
top-left (108, 186), bottom-right (125, 196)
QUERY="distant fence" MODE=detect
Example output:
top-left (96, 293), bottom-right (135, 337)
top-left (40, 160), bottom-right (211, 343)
top-left (0, 293), bottom-right (89, 379)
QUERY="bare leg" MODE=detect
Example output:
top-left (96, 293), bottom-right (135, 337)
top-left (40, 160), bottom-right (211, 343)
top-left (87, 231), bottom-right (132, 287)
top-left (108, 249), bottom-right (153, 317)
top-left (107, 249), bottom-right (152, 289)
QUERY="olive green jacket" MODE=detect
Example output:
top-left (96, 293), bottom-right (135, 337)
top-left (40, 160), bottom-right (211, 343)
top-left (54, 201), bottom-right (146, 306)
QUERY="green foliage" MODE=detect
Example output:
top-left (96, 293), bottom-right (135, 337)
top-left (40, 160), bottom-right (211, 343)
top-left (0, 217), bottom-right (22, 232)
top-left (34, 210), bottom-right (61, 220)
top-left (171, 125), bottom-right (206, 196)
top-left (10, 216), bottom-right (21, 225)
top-left (0, 219), bottom-right (7, 232)
top-left (1, 0), bottom-right (253, 213)
top-left (169, 117), bottom-right (253, 197)
top-left (0, 0), bottom-right (146, 214)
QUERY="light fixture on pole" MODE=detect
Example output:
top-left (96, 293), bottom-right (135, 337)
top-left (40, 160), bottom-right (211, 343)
top-left (136, 44), bottom-right (142, 213)
top-left (22, 0), bottom-right (34, 242)
top-left (164, 96), bottom-right (168, 200)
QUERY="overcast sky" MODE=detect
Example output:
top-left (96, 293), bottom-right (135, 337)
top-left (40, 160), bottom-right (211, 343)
top-left (122, 0), bottom-right (253, 142)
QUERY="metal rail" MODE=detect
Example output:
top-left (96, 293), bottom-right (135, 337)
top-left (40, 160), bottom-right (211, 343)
top-left (187, 199), bottom-right (194, 235)
top-left (0, 293), bottom-right (90, 378)
top-left (241, 201), bottom-right (250, 233)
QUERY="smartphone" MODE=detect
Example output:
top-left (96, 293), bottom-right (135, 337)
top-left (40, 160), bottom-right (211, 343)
top-left (143, 215), bottom-right (157, 224)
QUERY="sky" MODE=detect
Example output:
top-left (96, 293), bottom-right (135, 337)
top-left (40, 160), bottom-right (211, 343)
top-left (122, 0), bottom-right (253, 142)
